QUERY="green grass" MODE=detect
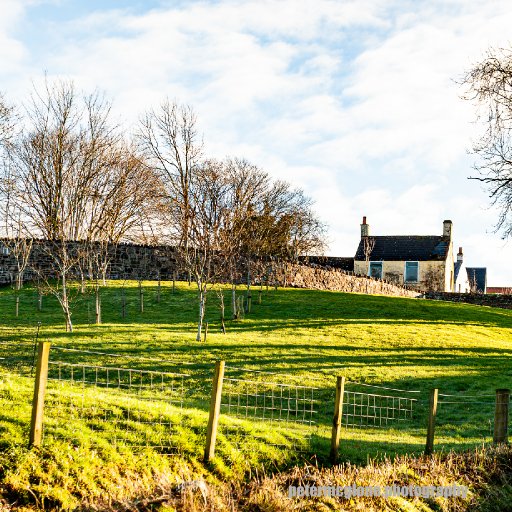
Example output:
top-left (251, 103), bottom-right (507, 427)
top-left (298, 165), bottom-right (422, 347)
top-left (1, 281), bottom-right (512, 509)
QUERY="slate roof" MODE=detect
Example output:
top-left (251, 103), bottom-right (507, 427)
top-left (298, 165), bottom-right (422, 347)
top-left (354, 236), bottom-right (450, 262)
top-left (454, 260), bottom-right (463, 283)
top-left (466, 267), bottom-right (487, 293)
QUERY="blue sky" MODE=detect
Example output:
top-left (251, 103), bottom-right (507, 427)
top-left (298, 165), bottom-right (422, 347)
top-left (2, 0), bottom-right (512, 285)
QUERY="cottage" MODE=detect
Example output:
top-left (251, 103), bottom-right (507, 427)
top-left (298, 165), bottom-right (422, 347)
top-left (353, 217), bottom-right (455, 292)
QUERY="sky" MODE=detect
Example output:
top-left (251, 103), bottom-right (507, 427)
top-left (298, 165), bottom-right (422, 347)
top-left (2, 0), bottom-right (512, 285)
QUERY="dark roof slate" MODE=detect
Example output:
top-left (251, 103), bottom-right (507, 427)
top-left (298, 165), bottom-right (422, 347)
top-left (466, 267), bottom-right (487, 293)
top-left (454, 260), bottom-right (463, 283)
top-left (355, 236), bottom-right (450, 262)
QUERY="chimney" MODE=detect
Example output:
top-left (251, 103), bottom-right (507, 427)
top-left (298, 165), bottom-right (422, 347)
top-left (443, 219), bottom-right (452, 239)
top-left (361, 216), bottom-right (369, 237)
top-left (457, 247), bottom-right (463, 262)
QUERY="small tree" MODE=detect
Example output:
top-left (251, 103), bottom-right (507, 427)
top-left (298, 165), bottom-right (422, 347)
top-left (363, 236), bottom-right (376, 275)
top-left (176, 160), bottom-right (231, 341)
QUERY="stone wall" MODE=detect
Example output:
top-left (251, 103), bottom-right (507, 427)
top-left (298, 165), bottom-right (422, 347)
top-left (0, 240), bottom-right (180, 284)
top-left (424, 291), bottom-right (512, 310)
top-left (0, 239), bottom-right (419, 299)
top-left (281, 263), bottom-right (419, 298)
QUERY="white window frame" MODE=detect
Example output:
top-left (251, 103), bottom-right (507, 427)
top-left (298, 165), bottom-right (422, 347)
top-left (368, 261), bottom-right (383, 279)
top-left (404, 261), bottom-right (419, 283)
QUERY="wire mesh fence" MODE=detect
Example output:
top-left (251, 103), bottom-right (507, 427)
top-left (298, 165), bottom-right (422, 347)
top-left (434, 391), bottom-right (497, 450)
top-left (332, 381), bottom-right (429, 458)
top-left (0, 339), bottom-right (39, 374)
top-left (0, 369), bottom-right (34, 447)
top-left (342, 381), bottom-right (424, 429)
top-left (3, 338), bottom-right (512, 462)
top-left (44, 360), bottom-right (208, 452)
top-left (219, 366), bottom-right (326, 455)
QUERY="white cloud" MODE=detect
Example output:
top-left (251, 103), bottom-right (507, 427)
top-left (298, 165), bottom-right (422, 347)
top-left (0, 0), bottom-right (28, 76)
top-left (3, 0), bottom-right (512, 283)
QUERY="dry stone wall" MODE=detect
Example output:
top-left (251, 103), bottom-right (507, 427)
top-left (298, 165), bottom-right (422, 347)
top-left (424, 292), bottom-right (512, 310)
top-left (281, 263), bottom-right (419, 298)
top-left (0, 240), bottom-right (180, 285)
top-left (0, 239), bottom-right (418, 299)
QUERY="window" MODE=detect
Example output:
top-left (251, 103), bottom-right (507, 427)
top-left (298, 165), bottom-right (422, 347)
top-left (0, 245), bottom-right (9, 256)
top-left (369, 262), bottom-right (383, 279)
top-left (405, 261), bottom-right (419, 282)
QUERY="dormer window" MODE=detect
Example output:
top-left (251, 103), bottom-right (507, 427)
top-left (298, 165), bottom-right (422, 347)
top-left (405, 261), bottom-right (419, 282)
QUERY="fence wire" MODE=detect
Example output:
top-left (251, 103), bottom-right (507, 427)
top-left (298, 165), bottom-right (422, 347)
top-left (343, 389), bottom-right (418, 428)
top-left (0, 339), bottom-right (38, 374)
top-left (0, 369), bottom-right (33, 447)
top-left (434, 392), bottom-right (497, 449)
top-left (219, 367), bottom-right (324, 455)
top-left (44, 360), bottom-right (206, 452)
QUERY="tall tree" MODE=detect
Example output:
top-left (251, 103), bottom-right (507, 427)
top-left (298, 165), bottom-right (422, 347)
top-left (462, 48), bottom-right (512, 238)
top-left (137, 100), bottom-right (202, 250)
top-left (5, 80), bottom-right (157, 331)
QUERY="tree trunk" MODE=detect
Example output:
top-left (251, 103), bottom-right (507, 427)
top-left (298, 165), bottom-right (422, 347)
top-left (231, 283), bottom-right (237, 320)
top-left (220, 291), bottom-right (226, 334)
top-left (246, 262), bottom-right (252, 314)
top-left (62, 273), bottom-right (73, 332)
top-left (196, 289), bottom-right (206, 341)
top-left (95, 284), bottom-right (101, 324)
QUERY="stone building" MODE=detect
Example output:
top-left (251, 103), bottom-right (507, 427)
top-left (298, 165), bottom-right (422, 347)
top-left (353, 217), bottom-right (455, 292)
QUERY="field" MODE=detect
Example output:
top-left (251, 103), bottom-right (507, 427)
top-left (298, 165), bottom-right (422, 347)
top-left (1, 280), bottom-right (512, 510)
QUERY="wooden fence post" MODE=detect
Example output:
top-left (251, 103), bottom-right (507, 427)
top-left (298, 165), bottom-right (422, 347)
top-left (330, 376), bottom-right (345, 463)
top-left (494, 388), bottom-right (510, 444)
top-left (29, 341), bottom-right (51, 448)
top-left (425, 388), bottom-right (438, 455)
top-left (204, 360), bottom-right (225, 463)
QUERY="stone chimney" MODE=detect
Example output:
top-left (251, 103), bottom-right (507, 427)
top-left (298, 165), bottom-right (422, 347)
top-left (457, 247), bottom-right (463, 262)
top-left (361, 216), bottom-right (369, 237)
top-left (443, 220), bottom-right (452, 239)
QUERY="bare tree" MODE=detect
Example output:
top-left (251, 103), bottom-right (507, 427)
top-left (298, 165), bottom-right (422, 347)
top-left (461, 48), bottom-right (512, 238)
top-left (363, 236), bottom-right (376, 275)
top-left (0, 93), bottom-right (16, 150)
top-left (223, 158), bottom-right (269, 318)
top-left (137, 100), bottom-right (202, 251)
top-left (5, 79), bottom-right (157, 331)
top-left (176, 159), bottom-right (231, 341)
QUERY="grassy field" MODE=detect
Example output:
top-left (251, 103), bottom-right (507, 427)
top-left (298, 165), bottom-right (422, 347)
top-left (1, 280), bottom-right (512, 509)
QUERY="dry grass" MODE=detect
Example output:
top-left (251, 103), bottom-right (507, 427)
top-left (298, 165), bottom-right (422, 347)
top-left (120, 445), bottom-right (512, 512)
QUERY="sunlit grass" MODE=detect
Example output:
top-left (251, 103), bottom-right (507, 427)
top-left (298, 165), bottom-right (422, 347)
top-left (1, 280), bottom-right (512, 508)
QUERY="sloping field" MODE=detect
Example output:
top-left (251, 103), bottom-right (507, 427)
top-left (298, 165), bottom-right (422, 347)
top-left (0, 281), bottom-right (511, 510)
